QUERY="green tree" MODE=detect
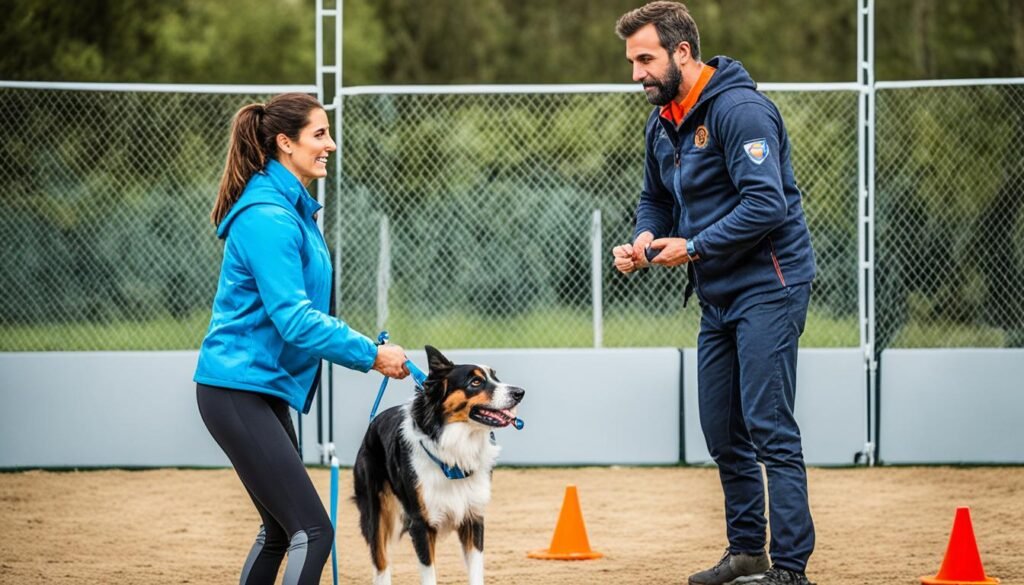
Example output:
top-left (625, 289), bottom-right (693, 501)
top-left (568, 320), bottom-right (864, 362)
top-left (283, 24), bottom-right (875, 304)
top-left (3, 1), bottom-right (1022, 85)
top-left (876, 0), bottom-right (1024, 80)
top-left (0, 0), bottom-right (385, 85)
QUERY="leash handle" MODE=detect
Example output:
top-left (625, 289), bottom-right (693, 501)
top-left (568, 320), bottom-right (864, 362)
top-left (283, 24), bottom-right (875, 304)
top-left (406, 359), bottom-right (427, 388)
top-left (370, 331), bottom-right (429, 421)
top-left (369, 331), bottom-right (391, 421)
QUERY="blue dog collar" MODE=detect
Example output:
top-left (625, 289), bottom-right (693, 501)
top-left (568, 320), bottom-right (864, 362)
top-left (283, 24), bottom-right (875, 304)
top-left (419, 440), bottom-right (472, 480)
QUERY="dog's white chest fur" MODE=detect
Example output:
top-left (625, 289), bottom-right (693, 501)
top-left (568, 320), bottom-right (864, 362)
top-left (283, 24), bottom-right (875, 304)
top-left (401, 410), bottom-right (500, 529)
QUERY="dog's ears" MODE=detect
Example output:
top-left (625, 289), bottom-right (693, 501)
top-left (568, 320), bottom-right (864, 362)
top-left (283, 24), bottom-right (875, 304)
top-left (425, 345), bottom-right (453, 375)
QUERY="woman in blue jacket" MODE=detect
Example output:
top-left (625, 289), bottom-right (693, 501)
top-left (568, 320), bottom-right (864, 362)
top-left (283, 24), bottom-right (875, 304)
top-left (194, 92), bottom-right (409, 585)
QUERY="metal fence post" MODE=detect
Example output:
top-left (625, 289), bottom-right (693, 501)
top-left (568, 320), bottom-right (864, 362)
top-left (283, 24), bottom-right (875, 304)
top-left (316, 0), bottom-right (343, 463)
top-left (376, 214), bottom-right (391, 333)
top-left (592, 209), bottom-right (603, 348)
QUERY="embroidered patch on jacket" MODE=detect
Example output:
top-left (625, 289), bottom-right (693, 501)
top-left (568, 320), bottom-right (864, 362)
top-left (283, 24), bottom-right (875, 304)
top-left (694, 125), bottom-right (709, 149)
top-left (743, 139), bottom-right (769, 164)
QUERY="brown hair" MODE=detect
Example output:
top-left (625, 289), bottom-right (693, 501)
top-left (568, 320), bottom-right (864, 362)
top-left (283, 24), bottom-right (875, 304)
top-left (211, 92), bottom-right (324, 226)
top-left (615, 1), bottom-right (701, 61)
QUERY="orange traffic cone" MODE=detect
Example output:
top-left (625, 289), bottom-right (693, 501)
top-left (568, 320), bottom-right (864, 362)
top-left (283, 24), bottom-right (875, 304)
top-left (527, 485), bottom-right (603, 560)
top-left (921, 507), bottom-right (1000, 585)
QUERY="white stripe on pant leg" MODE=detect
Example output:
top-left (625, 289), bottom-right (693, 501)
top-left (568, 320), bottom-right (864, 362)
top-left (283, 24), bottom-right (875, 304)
top-left (239, 526), bottom-right (267, 585)
top-left (281, 530), bottom-right (308, 585)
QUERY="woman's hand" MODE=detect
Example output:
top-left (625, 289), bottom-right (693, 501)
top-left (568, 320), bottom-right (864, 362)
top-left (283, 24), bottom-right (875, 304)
top-left (372, 344), bottom-right (410, 379)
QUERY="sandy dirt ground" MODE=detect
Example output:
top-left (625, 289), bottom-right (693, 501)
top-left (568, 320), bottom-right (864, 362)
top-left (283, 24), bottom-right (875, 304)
top-left (1, 466), bottom-right (1021, 584)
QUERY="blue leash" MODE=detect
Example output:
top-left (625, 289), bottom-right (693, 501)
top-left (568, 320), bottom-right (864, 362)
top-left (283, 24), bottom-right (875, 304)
top-left (368, 357), bottom-right (428, 421)
top-left (329, 454), bottom-right (339, 585)
top-left (369, 331), bottom-right (428, 420)
top-left (333, 332), bottom-right (428, 585)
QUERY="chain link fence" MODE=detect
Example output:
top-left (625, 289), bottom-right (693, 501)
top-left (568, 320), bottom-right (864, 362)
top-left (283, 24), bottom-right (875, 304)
top-left (3, 81), bottom-right (1017, 351)
top-left (875, 83), bottom-right (1024, 348)
top-left (0, 86), bottom-right (301, 350)
top-left (335, 87), bottom-right (859, 349)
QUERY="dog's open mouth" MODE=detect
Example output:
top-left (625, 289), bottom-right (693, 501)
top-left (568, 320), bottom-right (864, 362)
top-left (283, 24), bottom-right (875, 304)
top-left (469, 406), bottom-right (517, 428)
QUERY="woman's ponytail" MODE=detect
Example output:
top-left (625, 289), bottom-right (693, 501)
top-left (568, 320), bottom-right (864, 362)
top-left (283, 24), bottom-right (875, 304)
top-left (211, 103), bottom-right (267, 226)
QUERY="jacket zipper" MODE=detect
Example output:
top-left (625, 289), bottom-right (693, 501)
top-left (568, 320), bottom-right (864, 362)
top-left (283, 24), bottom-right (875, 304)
top-left (687, 262), bottom-right (702, 306)
top-left (768, 237), bottom-right (786, 286)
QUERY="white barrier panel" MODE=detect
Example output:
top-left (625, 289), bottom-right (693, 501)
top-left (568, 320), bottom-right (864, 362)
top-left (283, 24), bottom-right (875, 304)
top-left (683, 349), bottom-right (867, 466)
top-left (0, 352), bottom-right (227, 468)
top-left (879, 349), bottom-right (1024, 464)
top-left (328, 348), bottom-right (682, 466)
top-left (0, 349), bottom-right (681, 468)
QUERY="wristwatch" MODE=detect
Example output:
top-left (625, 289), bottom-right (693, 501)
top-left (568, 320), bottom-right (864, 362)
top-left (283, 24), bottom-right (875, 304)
top-left (686, 238), bottom-right (698, 260)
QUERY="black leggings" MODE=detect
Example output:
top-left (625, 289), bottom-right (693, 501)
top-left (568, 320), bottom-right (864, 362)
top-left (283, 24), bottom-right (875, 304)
top-left (197, 384), bottom-right (333, 585)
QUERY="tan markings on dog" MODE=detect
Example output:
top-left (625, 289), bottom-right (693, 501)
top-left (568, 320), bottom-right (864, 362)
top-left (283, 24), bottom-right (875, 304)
top-left (443, 390), bottom-right (494, 423)
top-left (443, 389), bottom-right (471, 422)
top-left (374, 485), bottom-right (399, 571)
top-left (472, 368), bottom-right (485, 379)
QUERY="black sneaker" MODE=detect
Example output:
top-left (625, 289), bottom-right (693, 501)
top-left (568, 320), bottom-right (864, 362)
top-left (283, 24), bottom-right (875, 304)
top-left (687, 548), bottom-right (770, 585)
top-left (759, 566), bottom-right (816, 585)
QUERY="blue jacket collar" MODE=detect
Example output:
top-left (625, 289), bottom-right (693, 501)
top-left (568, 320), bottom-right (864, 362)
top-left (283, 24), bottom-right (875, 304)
top-left (263, 159), bottom-right (307, 204)
top-left (216, 159), bottom-right (322, 239)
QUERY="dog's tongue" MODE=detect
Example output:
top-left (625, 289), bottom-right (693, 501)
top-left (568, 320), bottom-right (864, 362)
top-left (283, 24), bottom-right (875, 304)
top-left (499, 408), bottom-right (525, 430)
top-left (493, 408), bottom-right (515, 426)
top-left (476, 407), bottom-right (523, 429)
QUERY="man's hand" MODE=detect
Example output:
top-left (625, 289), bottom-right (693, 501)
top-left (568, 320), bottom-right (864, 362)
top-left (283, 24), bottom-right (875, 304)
top-left (647, 237), bottom-right (692, 267)
top-left (631, 231), bottom-right (655, 266)
top-left (611, 231), bottom-right (657, 274)
top-left (612, 231), bottom-right (654, 274)
top-left (372, 344), bottom-right (410, 379)
top-left (612, 243), bottom-right (639, 273)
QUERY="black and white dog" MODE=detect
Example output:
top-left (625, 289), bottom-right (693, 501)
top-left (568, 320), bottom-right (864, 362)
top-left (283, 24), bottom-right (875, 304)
top-left (353, 346), bottom-right (525, 585)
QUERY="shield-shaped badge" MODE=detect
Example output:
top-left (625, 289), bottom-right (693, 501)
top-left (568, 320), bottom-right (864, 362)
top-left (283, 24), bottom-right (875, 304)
top-left (742, 139), bottom-right (769, 165)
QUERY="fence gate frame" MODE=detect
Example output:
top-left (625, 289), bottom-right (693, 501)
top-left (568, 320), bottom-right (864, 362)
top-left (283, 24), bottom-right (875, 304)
top-left (316, 0), bottom-right (343, 465)
top-left (856, 0), bottom-right (878, 465)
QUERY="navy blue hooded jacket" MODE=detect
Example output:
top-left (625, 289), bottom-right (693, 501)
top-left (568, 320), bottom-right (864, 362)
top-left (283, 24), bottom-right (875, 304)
top-left (633, 56), bottom-right (816, 308)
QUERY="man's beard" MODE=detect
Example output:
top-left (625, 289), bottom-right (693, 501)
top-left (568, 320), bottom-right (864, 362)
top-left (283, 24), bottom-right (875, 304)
top-left (643, 60), bottom-right (682, 106)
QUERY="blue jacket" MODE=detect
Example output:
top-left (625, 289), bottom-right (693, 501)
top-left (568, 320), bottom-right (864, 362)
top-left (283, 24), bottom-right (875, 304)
top-left (634, 56), bottom-right (816, 308)
top-left (194, 159), bottom-right (378, 413)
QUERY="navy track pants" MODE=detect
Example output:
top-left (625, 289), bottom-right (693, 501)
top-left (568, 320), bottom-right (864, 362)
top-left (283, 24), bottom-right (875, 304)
top-left (697, 283), bottom-right (815, 572)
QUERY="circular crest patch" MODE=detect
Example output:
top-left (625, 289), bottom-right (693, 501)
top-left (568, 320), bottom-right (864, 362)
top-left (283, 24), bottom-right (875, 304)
top-left (694, 125), bottom-right (709, 149)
